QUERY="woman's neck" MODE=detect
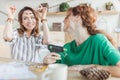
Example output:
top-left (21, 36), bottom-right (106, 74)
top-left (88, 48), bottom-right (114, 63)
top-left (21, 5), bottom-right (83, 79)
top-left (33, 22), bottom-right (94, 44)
top-left (72, 27), bottom-right (90, 46)
top-left (26, 30), bottom-right (32, 37)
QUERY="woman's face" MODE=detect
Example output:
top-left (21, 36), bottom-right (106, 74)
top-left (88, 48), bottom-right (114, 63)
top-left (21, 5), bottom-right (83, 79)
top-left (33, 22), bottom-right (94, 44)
top-left (63, 11), bottom-right (82, 32)
top-left (22, 10), bottom-right (36, 31)
top-left (64, 13), bottom-right (73, 32)
top-left (63, 12), bottom-right (72, 32)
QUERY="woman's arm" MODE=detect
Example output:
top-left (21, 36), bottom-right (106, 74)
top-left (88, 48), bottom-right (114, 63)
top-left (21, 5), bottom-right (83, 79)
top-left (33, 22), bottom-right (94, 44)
top-left (37, 5), bottom-right (50, 44)
top-left (97, 35), bottom-right (120, 77)
top-left (3, 19), bottom-right (13, 41)
top-left (3, 6), bottom-right (16, 41)
top-left (68, 63), bottom-right (120, 77)
top-left (42, 20), bottom-right (50, 44)
top-left (98, 62), bottom-right (120, 77)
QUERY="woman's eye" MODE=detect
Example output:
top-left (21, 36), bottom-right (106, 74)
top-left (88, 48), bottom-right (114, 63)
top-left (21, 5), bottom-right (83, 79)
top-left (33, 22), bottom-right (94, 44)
top-left (23, 17), bottom-right (28, 20)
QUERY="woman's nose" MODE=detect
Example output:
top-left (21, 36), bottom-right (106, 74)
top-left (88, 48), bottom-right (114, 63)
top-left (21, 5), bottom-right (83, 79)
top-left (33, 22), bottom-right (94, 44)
top-left (28, 18), bottom-right (32, 22)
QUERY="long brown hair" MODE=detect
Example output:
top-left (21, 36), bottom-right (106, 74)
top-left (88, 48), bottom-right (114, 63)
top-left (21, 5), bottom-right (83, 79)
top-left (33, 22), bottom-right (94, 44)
top-left (17, 6), bottom-right (39, 37)
top-left (67, 5), bottom-right (116, 47)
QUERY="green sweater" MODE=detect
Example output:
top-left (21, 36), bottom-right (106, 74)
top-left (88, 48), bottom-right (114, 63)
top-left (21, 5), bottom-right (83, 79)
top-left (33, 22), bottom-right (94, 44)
top-left (57, 34), bottom-right (120, 66)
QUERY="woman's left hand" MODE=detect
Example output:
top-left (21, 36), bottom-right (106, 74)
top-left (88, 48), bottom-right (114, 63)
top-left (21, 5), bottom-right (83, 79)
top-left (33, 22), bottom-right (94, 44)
top-left (43, 52), bottom-right (61, 64)
top-left (36, 5), bottom-right (47, 19)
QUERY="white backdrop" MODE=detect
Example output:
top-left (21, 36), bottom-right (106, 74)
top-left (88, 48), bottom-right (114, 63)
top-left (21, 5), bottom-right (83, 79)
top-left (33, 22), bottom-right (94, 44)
top-left (0, 0), bottom-right (120, 32)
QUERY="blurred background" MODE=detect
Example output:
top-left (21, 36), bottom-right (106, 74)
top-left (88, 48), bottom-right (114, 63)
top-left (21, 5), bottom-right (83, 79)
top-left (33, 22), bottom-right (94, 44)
top-left (0, 0), bottom-right (120, 58)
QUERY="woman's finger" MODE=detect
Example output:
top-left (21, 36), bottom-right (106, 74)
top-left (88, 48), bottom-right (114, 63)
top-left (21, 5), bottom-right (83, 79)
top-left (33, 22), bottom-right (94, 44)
top-left (44, 56), bottom-right (57, 64)
top-left (39, 5), bottom-right (43, 9)
top-left (37, 5), bottom-right (43, 12)
top-left (50, 52), bottom-right (61, 57)
top-left (47, 58), bottom-right (57, 64)
top-left (47, 53), bottom-right (61, 60)
top-left (51, 56), bottom-right (61, 60)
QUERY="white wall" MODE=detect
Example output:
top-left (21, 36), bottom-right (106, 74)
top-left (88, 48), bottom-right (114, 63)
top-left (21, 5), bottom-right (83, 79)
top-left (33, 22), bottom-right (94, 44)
top-left (0, 0), bottom-right (120, 32)
top-left (1, 0), bottom-right (120, 57)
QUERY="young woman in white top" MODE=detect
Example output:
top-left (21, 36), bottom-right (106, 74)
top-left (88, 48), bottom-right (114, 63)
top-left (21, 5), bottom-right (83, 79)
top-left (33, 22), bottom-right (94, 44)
top-left (3, 5), bottom-right (50, 63)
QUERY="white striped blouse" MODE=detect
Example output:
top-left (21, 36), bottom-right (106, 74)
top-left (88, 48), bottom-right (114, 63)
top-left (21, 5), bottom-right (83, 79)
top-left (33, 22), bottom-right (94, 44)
top-left (8, 30), bottom-right (50, 63)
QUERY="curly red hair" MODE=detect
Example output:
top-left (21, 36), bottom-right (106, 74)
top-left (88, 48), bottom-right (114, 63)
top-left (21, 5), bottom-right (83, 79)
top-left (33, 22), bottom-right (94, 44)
top-left (66, 5), bottom-right (116, 47)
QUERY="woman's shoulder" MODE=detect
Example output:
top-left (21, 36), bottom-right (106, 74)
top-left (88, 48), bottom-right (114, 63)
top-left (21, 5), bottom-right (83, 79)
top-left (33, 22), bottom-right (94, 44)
top-left (92, 33), bottom-right (107, 40)
top-left (37, 34), bottom-right (42, 37)
top-left (34, 34), bottom-right (43, 40)
top-left (90, 33), bottom-right (110, 45)
top-left (93, 33), bottom-right (105, 37)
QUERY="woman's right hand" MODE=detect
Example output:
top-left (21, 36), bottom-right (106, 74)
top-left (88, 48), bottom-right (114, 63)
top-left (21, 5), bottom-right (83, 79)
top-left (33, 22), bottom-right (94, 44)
top-left (43, 52), bottom-right (61, 64)
top-left (36, 5), bottom-right (47, 19)
top-left (7, 6), bottom-right (16, 19)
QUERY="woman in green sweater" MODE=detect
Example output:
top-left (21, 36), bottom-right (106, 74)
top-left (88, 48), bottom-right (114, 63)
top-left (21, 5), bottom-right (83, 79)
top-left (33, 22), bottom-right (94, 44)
top-left (43, 5), bottom-right (120, 77)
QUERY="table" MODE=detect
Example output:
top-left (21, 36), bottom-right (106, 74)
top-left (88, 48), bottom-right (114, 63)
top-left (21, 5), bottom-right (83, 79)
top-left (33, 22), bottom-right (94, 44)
top-left (0, 57), bottom-right (120, 80)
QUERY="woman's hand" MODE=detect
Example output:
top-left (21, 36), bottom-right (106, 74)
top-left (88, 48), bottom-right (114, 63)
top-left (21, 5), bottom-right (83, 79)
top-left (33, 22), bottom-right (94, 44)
top-left (36, 5), bottom-right (47, 19)
top-left (43, 52), bottom-right (61, 64)
top-left (7, 6), bottom-right (16, 19)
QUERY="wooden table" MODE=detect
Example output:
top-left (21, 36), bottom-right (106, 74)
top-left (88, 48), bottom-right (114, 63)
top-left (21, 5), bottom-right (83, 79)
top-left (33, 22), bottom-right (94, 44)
top-left (0, 57), bottom-right (120, 80)
top-left (33, 70), bottom-right (120, 80)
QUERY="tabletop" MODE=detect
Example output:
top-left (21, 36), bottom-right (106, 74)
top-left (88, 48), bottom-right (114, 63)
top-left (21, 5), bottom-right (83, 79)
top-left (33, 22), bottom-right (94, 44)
top-left (0, 57), bottom-right (120, 80)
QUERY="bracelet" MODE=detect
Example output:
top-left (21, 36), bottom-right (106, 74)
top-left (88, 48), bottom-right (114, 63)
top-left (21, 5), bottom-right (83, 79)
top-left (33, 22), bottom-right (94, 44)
top-left (41, 19), bottom-right (47, 22)
top-left (6, 18), bottom-right (14, 23)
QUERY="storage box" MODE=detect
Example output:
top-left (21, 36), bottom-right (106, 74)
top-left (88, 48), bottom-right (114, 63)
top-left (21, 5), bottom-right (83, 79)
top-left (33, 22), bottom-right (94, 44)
top-left (52, 23), bottom-right (62, 31)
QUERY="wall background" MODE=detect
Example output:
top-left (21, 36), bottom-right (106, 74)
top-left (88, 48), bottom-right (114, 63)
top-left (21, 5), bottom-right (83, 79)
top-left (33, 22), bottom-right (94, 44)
top-left (1, 0), bottom-right (120, 57)
top-left (0, 0), bottom-right (120, 32)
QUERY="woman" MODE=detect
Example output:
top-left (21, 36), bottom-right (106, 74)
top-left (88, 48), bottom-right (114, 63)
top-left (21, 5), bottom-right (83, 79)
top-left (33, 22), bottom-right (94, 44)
top-left (43, 5), bottom-right (120, 77)
top-left (3, 5), bottom-right (50, 63)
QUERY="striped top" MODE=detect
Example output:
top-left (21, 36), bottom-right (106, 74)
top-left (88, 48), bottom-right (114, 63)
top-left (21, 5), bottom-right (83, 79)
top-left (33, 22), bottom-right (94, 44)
top-left (8, 30), bottom-right (50, 63)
